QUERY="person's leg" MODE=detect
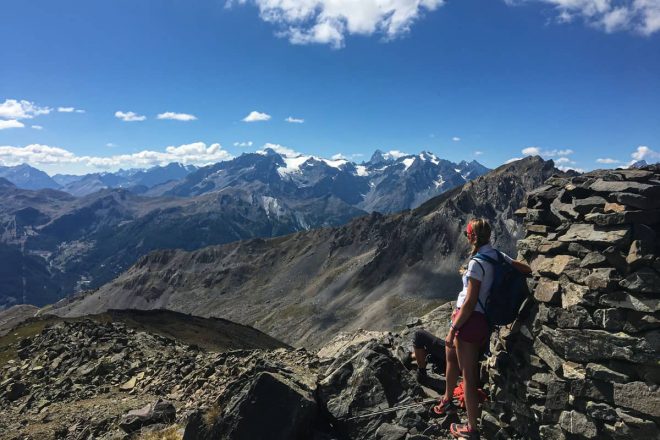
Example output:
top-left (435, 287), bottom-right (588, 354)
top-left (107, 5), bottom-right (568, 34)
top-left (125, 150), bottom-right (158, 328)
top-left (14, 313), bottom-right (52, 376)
top-left (443, 339), bottom-right (460, 401)
top-left (413, 329), bottom-right (438, 370)
top-left (414, 347), bottom-right (427, 369)
top-left (455, 338), bottom-right (482, 430)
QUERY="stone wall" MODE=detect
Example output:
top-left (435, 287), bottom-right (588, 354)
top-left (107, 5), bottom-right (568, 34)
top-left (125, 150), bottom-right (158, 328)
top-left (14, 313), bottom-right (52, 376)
top-left (484, 167), bottom-right (660, 439)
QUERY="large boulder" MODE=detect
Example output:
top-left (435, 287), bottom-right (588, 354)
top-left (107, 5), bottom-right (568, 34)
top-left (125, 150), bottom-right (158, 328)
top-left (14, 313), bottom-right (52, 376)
top-left (183, 372), bottom-right (318, 440)
top-left (317, 341), bottom-right (424, 439)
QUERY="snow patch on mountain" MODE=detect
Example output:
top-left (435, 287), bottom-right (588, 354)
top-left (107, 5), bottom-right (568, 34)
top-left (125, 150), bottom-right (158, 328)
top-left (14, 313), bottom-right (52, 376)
top-left (355, 165), bottom-right (369, 177)
top-left (320, 158), bottom-right (348, 169)
top-left (402, 157), bottom-right (415, 170)
top-left (278, 155), bottom-right (310, 177)
top-left (261, 196), bottom-right (286, 218)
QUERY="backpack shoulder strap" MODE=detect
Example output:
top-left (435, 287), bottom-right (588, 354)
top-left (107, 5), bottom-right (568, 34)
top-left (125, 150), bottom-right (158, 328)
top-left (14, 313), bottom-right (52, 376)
top-left (473, 252), bottom-right (499, 266)
top-left (469, 257), bottom-right (485, 277)
top-left (469, 257), bottom-right (488, 314)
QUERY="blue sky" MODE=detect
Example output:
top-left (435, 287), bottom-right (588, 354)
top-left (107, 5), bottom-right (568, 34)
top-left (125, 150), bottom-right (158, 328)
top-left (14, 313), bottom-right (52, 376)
top-left (1, 0), bottom-right (659, 175)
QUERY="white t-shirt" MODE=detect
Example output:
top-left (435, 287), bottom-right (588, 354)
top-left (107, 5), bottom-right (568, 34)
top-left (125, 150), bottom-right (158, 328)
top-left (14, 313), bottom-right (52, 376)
top-left (456, 244), bottom-right (513, 314)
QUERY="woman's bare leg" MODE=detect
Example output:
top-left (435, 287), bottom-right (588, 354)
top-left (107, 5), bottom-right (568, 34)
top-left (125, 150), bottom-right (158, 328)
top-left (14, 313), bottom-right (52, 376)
top-left (456, 338), bottom-right (482, 429)
top-left (443, 342), bottom-right (460, 401)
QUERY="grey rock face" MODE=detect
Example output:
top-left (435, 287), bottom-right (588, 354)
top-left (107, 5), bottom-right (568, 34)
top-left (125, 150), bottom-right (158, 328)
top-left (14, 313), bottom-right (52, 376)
top-left (558, 223), bottom-right (631, 246)
top-left (185, 372), bottom-right (318, 440)
top-left (318, 341), bottom-right (424, 439)
top-left (485, 166), bottom-right (660, 440)
top-left (612, 382), bottom-right (660, 418)
top-left (558, 410), bottom-right (598, 438)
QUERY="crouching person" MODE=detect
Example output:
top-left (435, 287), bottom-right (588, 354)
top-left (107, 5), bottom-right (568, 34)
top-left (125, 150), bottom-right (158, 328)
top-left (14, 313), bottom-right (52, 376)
top-left (412, 329), bottom-right (446, 382)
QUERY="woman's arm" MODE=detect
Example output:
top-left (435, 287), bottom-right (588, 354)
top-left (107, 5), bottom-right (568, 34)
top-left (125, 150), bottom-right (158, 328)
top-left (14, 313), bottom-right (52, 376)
top-left (511, 260), bottom-right (532, 274)
top-left (446, 278), bottom-right (481, 346)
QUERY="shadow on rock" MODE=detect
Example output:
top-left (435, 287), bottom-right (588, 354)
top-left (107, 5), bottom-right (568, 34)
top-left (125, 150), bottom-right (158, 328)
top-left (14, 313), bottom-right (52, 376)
top-left (183, 371), bottom-right (319, 440)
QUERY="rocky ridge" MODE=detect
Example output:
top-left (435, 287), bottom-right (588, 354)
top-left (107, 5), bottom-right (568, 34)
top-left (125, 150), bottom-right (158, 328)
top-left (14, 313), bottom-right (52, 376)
top-left (483, 166), bottom-right (660, 439)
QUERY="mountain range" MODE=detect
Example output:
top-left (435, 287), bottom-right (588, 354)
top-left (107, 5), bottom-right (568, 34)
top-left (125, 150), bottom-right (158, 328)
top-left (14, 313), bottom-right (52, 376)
top-left (1, 150), bottom-right (488, 212)
top-left (0, 150), bottom-right (490, 309)
top-left (0, 163), bottom-right (199, 195)
top-left (50, 156), bottom-right (560, 347)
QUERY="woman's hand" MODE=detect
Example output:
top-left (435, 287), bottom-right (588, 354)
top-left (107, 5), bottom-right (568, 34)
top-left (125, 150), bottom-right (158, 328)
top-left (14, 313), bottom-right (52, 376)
top-left (512, 259), bottom-right (532, 274)
top-left (445, 329), bottom-right (456, 349)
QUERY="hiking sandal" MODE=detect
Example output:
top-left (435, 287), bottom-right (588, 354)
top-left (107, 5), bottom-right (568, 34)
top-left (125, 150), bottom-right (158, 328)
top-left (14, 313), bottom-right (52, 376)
top-left (450, 423), bottom-right (481, 439)
top-left (429, 397), bottom-right (457, 417)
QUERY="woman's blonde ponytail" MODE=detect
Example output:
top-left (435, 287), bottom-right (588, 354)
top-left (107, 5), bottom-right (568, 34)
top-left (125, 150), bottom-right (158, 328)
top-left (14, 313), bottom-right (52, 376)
top-left (468, 218), bottom-right (491, 256)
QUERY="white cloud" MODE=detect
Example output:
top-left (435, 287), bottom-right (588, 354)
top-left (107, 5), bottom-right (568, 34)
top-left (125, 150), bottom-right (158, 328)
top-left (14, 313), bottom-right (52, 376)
top-left (0, 144), bottom-right (77, 167)
top-left (106, 143), bottom-right (117, 148)
top-left (58, 107), bottom-right (85, 113)
top-left (115, 111), bottom-right (146, 122)
top-left (32, 125), bottom-right (43, 130)
top-left (452, 136), bottom-right (461, 142)
top-left (557, 165), bottom-right (585, 173)
top-left (522, 147), bottom-right (580, 168)
top-left (505, 157), bottom-right (523, 163)
top-left (257, 142), bottom-right (300, 157)
top-left (242, 111), bottom-right (272, 122)
top-left (555, 157), bottom-right (575, 164)
top-left (385, 150), bottom-right (408, 159)
top-left (631, 145), bottom-right (660, 161)
top-left (474, 151), bottom-right (484, 156)
top-left (285, 116), bottom-right (305, 123)
top-left (232, 0), bottom-right (445, 48)
top-left (522, 146), bottom-right (574, 157)
top-left (0, 120), bottom-right (25, 130)
top-left (505, 0), bottom-right (660, 36)
top-left (332, 153), bottom-right (348, 160)
top-left (0, 142), bottom-right (232, 175)
top-left (596, 157), bottom-right (620, 164)
top-left (0, 99), bottom-right (52, 120)
top-left (233, 141), bottom-right (254, 148)
top-left (157, 112), bottom-right (197, 121)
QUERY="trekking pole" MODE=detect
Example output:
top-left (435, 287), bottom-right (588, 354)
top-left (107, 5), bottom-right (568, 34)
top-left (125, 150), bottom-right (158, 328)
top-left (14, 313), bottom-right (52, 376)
top-left (339, 398), bottom-right (439, 421)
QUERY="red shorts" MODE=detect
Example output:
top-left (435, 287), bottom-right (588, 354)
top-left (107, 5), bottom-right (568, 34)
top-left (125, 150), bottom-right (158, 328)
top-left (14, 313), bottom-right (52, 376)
top-left (452, 309), bottom-right (489, 345)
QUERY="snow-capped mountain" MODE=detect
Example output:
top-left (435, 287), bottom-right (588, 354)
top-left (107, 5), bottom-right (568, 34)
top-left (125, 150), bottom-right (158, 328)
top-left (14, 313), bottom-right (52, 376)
top-left (156, 148), bottom-right (490, 213)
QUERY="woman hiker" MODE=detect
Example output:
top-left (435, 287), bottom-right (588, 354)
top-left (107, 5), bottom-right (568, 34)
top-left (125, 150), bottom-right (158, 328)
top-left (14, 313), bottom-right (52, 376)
top-left (432, 218), bottom-right (531, 440)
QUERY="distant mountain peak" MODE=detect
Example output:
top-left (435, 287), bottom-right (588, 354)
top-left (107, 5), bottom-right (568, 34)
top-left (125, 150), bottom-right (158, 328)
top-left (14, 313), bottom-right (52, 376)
top-left (369, 149), bottom-right (387, 165)
top-left (0, 163), bottom-right (61, 191)
top-left (630, 160), bottom-right (648, 169)
top-left (260, 147), bottom-right (281, 157)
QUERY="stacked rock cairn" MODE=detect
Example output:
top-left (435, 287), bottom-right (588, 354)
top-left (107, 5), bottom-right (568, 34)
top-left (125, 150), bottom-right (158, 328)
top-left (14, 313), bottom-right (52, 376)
top-left (483, 166), bottom-right (660, 439)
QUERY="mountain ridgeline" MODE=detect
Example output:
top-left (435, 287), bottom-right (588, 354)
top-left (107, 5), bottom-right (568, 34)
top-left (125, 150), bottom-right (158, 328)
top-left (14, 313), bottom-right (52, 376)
top-left (0, 150), bottom-right (489, 309)
top-left (52, 156), bottom-right (559, 347)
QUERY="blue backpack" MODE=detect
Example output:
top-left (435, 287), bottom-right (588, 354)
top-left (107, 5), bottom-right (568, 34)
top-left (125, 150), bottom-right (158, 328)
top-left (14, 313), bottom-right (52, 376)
top-left (471, 251), bottom-right (529, 328)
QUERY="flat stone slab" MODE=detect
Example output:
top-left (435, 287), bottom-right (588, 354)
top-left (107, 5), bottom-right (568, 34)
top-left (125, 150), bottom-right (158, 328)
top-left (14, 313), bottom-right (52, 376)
top-left (590, 179), bottom-right (660, 197)
top-left (558, 223), bottom-right (630, 246)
